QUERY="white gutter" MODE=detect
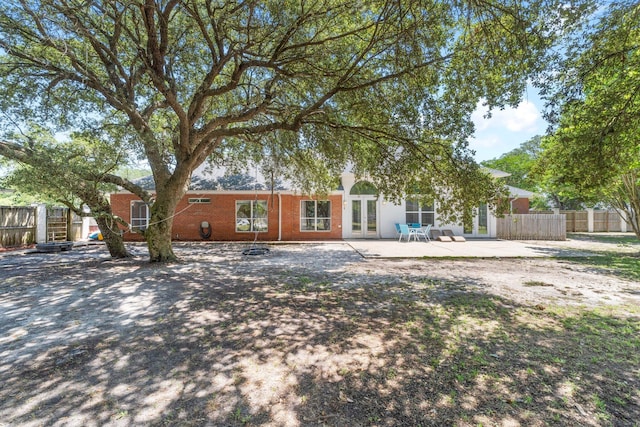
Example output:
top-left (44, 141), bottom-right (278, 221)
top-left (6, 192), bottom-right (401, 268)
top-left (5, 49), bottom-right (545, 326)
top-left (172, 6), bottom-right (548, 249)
top-left (277, 192), bottom-right (282, 241)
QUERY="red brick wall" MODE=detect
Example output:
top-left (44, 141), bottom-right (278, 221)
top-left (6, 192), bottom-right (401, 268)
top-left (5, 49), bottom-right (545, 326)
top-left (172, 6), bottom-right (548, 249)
top-left (110, 192), bottom-right (343, 241)
top-left (509, 198), bottom-right (530, 214)
top-left (498, 198), bottom-right (531, 215)
top-left (110, 193), bottom-right (144, 241)
top-left (280, 194), bottom-right (343, 240)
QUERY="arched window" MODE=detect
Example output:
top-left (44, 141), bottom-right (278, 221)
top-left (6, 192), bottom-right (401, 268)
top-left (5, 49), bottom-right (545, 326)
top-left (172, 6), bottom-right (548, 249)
top-left (350, 181), bottom-right (377, 195)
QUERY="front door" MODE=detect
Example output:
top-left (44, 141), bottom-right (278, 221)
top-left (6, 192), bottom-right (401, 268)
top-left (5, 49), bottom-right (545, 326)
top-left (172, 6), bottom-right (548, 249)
top-left (351, 197), bottom-right (377, 238)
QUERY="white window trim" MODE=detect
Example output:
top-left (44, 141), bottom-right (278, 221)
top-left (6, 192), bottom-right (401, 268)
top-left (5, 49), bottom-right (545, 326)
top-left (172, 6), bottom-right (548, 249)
top-left (300, 200), bottom-right (332, 232)
top-left (235, 200), bottom-right (268, 233)
top-left (130, 200), bottom-right (150, 231)
top-left (406, 198), bottom-right (435, 226)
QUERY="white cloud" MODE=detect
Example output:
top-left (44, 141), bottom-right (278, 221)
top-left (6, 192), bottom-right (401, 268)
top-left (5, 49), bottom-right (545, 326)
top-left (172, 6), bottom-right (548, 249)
top-left (502, 101), bottom-right (540, 132)
top-left (472, 100), bottom-right (540, 133)
top-left (469, 99), bottom-right (545, 161)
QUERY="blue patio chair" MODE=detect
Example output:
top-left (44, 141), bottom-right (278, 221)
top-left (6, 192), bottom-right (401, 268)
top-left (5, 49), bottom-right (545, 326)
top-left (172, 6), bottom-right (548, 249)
top-left (394, 223), bottom-right (402, 238)
top-left (398, 224), bottom-right (416, 242)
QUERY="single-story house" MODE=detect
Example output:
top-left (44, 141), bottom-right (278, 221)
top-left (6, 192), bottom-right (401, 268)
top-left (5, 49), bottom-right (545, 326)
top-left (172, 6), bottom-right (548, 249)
top-left (110, 167), bottom-right (531, 241)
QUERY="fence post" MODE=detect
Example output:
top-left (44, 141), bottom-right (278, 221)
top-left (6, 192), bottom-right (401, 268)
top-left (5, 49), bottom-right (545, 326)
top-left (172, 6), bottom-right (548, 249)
top-left (618, 210), bottom-right (628, 232)
top-left (34, 204), bottom-right (47, 243)
top-left (587, 208), bottom-right (594, 233)
top-left (82, 215), bottom-right (92, 239)
top-left (66, 208), bottom-right (73, 241)
top-left (489, 214), bottom-right (497, 238)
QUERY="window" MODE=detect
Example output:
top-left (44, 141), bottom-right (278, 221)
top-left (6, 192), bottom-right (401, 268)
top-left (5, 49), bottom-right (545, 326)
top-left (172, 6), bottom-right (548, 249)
top-left (236, 200), bottom-right (268, 232)
top-left (463, 207), bottom-right (473, 234)
top-left (131, 200), bottom-right (150, 230)
top-left (463, 204), bottom-right (488, 235)
top-left (405, 199), bottom-right (434, 226)
top-left (188, 197), bottom-right (211, 204)
top-left (350, 181), bottom-right (377, 195)
top-left (478, 203), bottom-right (488, 234)
top-left (301, 200), bottom-right (331, 231)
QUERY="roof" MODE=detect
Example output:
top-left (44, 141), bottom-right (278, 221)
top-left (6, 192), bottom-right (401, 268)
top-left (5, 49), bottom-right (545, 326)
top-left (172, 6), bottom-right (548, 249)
top-left (507, 185), bottom-right (535, 198)
top-left (133, 164), bottom-right (292, 191)
top-left (129, 166), bottom-right (520, 195)
top-left (484, 167), bottom-right (511, 178)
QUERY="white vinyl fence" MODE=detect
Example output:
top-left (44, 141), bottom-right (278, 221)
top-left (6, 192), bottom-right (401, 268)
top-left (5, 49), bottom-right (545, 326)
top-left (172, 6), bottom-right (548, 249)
top-left (497, 214), bottom-right (566, 240)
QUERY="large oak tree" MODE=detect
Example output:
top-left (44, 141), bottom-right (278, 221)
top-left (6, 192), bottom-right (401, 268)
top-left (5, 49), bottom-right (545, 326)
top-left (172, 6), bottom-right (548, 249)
top-left (0, 0), bottom-right (587, 261)
top-left (537, 0), bottom-right (640, 237)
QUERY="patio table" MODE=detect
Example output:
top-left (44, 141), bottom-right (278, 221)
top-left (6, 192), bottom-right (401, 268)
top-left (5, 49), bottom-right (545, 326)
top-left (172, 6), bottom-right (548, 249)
top-left (409, 224), bottom-right (431, 242)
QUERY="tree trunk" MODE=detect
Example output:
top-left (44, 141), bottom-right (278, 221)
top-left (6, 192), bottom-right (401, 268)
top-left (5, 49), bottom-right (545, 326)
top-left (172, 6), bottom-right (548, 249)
top-left (609, 172), bottom-right (640, 241)
top-left (144, 176), bottom-right (186, 262)
top-left (630, 211), bottom-right (640, 240)
top-left (625, 174), bottom-right (640, 240)
top-left (78, 190), bottom-right (132, 259)
top-left (94, 215), bottom-right (131, 258)
top-left (145, 210), bottom-right (177, 262)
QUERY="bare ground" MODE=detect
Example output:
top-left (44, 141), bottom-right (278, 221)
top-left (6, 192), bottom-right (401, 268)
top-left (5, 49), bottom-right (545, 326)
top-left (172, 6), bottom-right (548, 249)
top-left (0, 240), bottom-right (639, 426)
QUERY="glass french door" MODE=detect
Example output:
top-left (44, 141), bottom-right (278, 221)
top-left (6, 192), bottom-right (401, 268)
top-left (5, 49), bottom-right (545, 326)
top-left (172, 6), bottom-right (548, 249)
top-left (351, 197), bottom-right (377, 238)
top-left (463, 203), bottom-right (489, 237)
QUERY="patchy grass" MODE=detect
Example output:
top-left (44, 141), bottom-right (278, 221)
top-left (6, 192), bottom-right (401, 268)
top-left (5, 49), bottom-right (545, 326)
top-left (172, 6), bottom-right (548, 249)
top-left (567, 232), bottom-right (640, 246)
top-left (6, 279), bottom-right (639, 426)
top-left (560, 233), bottom-right (640, 281)
top-left (523, 280), bottom-right (554, 287)
top-left (564, 253), bottom-right (640, 281)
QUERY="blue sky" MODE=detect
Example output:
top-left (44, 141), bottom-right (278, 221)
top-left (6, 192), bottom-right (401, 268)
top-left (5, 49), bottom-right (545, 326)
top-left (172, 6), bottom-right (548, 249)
top-left (469, 89), bottom-right (547, 163)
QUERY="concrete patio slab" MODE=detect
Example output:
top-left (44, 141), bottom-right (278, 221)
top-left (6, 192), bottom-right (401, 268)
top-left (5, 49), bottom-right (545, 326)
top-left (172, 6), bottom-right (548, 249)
top-left (345, 238), bottom-right (601, 258)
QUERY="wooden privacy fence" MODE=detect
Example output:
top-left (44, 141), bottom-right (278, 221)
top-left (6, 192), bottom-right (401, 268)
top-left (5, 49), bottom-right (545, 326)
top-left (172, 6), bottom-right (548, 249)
top-left (530, 210), bottom-right (625, 232)
top-left (70, 211), bottom-right (83, 241)
top-left (594, 210), bottom-right (622, 232)
top-left (497, 214), bottom-right (566, 240)
top-left (0, 206), bottom-right (37, 248)
top-left (562, 210), bottom-right (589, 232)
top-left (0, 205), bottom-right (87, 248)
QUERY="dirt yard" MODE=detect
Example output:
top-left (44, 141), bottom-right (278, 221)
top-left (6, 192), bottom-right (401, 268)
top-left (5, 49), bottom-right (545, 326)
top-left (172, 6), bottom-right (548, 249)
top-left (1, 238), bottom-right (639, 426)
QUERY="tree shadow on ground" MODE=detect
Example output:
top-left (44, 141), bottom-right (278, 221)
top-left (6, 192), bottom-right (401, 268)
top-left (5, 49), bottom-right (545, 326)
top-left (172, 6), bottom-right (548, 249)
top-left (523, 242), bottom-right (640, 283)
top-left (0, 244), bottom-right (638, 426)
top-left (558, 252), bottom-right (640, 282)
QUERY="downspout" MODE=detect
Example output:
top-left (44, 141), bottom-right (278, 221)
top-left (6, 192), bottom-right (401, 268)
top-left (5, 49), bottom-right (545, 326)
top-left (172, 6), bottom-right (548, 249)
top-left (278, 192), bottom-right (282, 241)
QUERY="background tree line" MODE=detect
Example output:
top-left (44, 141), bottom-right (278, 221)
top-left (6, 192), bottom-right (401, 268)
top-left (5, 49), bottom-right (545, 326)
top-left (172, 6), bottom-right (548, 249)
top-left (483, 0), bottom-right (639, 238)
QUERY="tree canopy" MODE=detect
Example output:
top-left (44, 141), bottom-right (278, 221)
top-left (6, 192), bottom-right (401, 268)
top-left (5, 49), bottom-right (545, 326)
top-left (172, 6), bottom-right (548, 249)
top-left (537, 0), bottom-right (640, 236)
top-left (0, 0), bottom-right (589, 261)
top-left (0, 128), bottom-right (140, 257)
top-left (482, 136), bottom-right (542, 192)
top-left (482, 135), bottom-right (589, 210)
